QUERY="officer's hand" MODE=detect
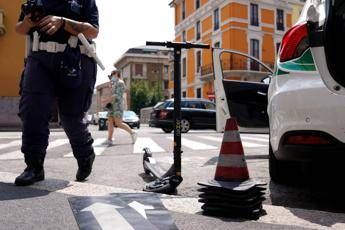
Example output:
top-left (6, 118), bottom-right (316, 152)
top-left (38, 15), bottom-right (64, 35)
top-left (23, 14), bottom-right (37, 29)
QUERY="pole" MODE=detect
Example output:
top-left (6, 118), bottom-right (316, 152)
top-left (173, 48), bottom-right (182, 177)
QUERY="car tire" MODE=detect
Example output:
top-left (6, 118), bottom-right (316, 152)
top-left (162, 128), bottom-right (173, 133)
top-left (98, 119), bottom-right (107, 131)
top-left (181, 119), bottom-right (190, 133)
top-left (269, 143), bottom-right (292, 184)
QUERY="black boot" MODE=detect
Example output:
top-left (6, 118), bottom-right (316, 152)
top-left (76, 154), bottom-right (95, 182)
top-left (15, 158), bottom-right (44, 186)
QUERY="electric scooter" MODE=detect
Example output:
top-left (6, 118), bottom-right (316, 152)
top-left (142, 41), bottom-right (210, 194)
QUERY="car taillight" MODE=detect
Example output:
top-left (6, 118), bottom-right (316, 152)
top-left (279, 23), bottom-right (309, 62)
top-left (159, 110), bottom-right (169, 119)
top-left (284, 135), bottom-right (331, 145)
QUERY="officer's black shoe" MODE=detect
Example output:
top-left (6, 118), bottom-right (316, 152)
top-left (15, 167), bottom-right (45, 186)
top-left (76, 154), bottom-right (95, 182)
top-left (15, 158), bottom-right (45, 186)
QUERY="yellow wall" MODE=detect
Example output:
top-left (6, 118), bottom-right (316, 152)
top-left (0, 1), bottom-right (25, 97)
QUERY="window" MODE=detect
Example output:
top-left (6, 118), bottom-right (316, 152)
top-left (276, 9), bottom-right (285, 31)
top-left (182, 91), bottom-right (187, 98)
top-left (196, 50), bottom-right (201, 73)
top-left (250, 4), bottom-right (259, 26)
top-left (182, 30), bottom-right (186, 42)
top-left (276, 42), bottom-right (281, 55)
top-left (204, 102), bottom-right (216, 110)
top-left (196, 88), bottom-right (201, 98)
top-left (182, 0), bottom-right (186, 20)
top-left (135, 64), bottom-right (143, 76)
top-left (214, 8), bottom-right (220, 31)
top-left (182, 57), bottom-right (187, 78)
top-left (196, 0), bottom-right (200, 9)
top-left (250, 39), bottom-right (260, 71)
top-left (196, 21), bottom-right (201, 40)
top-left (214, 42), bottom-right (221, 48)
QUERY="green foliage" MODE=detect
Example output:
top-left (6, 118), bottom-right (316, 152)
top-left (130, 80), bottom-right (164, 114)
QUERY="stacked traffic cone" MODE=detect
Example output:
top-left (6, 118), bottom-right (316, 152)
top-left (198, 118), bottom-right (266, 219)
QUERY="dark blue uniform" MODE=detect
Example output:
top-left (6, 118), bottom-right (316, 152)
top-left (18, 0), bottom-right (99, 164)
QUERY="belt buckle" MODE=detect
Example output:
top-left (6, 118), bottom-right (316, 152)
top-left (46, 42), bottom-right (56, 53)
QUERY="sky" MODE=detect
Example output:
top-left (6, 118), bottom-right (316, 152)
top-left (95, 0), bottom-right (175, 86)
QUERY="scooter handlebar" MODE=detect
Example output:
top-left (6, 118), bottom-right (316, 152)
top-left (146, 41), bottom-right (210, 50)
top-left (146, 41), bottom-right (167, 47)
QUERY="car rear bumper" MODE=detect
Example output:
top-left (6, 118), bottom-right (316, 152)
top-left (275, 132), bottom-right (345, 162)
top-left (124, 121), bottom-right (140, 128)
top-left (268, 73), bottom-right (345, 152)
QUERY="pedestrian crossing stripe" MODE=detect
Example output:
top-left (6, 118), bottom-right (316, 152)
top-left (0, 135), bottom-right (269, 160)
top-left (166, 137), bottom-right (218, 150)
top-left (198, 136), bottom-right (268, 148)
top-left (64, 138), bottom-right (107, 158)
top-left (133, 137), bottom-right (165, 154)
top-left (0, 140), bottom-right (21, 150)
top-left (0, 139), bottom-right (69, 160)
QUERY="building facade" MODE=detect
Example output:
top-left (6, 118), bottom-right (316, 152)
top-left (0, 1), bottom-right (26, 127)
top-left (169, 0), bottom-right (303, 100)
top-left (113, 46), bottom-right (173, 108)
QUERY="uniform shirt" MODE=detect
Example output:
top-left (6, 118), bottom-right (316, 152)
top-left (18, 0), bottom-right (99, 43)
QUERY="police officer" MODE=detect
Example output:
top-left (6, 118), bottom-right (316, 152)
top-left (15, 0), bottom-right (99, 186)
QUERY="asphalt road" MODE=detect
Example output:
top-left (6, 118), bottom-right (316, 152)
top-left (0, 125), bottom-right (344, 229)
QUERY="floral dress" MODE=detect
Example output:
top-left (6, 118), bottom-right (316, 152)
top-left (108, 80), bottom-right (125, 118)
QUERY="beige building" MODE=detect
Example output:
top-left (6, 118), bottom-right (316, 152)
top-left (113, 46), bottom-right (173, 108)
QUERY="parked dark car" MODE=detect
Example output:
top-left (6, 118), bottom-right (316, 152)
top-left (98, 111), bottom-right (140, 131)
top-left (149, 98), bottom-right (216, 133)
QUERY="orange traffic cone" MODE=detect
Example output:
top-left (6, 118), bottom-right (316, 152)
top-left (198, 118), bottom-right (266, 219)
top-left (214, 118), bottom-right (249, 182)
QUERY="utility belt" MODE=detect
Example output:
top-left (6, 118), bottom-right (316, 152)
top-left (31, 33), bottom-right (94, 58)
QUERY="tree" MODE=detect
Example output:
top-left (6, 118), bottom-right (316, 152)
top-left (130, 80), bottom-right (164, 114)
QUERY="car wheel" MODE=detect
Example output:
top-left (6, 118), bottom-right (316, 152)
top-left (162, 128), bottom-right (173, 133)
top-left (181, 119), bottom-right (190, 133)
top-left (137, 124), bottom-right (140, 129)
top-left (269, 143), bottom-right (292, 184)
top-left (98, 119), bottom-right (107, 131)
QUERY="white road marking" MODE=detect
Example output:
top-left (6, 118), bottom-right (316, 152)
top-left (0, 140), bottom-right (21, 150)
top-left (0, 171), bottom-right (344, 230)
top-left (82, 203), bottom-right (134, 230)
top-left (64, 138), bottom-right (107, 158)
top-left (241, 136), bottom-right (269, 143)
top-left (133, 137), bottom-right (165, 154)
top-left (167, 137), bottom-right (217, 150)
top-left (128, 201), bottom-right (154, 220)
top-left (199, 136), bottom-right (267, 148)
top-left (0, 139), bottom-right (69, 160)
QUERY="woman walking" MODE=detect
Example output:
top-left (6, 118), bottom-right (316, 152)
top-left (106, 71), bottom-right (137, 145)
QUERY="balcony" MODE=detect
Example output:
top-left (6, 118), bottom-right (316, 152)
top-left (200, 57), bottom-right (274, 82)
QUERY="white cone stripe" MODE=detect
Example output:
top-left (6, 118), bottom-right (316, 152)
top-left (223, 130), bottom-right (241, 142)
top-left (166, 137), bottom-right (217, 150)
top-left (217, 154), bottom-right (247, 168)
top-left (133, 137), bottom-right (165, 154)
top-left (64, 138), bottom-right (107, 158)
top-left (0, 140), bottom-right (21, 150)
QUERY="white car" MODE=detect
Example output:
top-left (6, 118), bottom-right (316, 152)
top-left (216, 0), bottom-right (345, 183)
